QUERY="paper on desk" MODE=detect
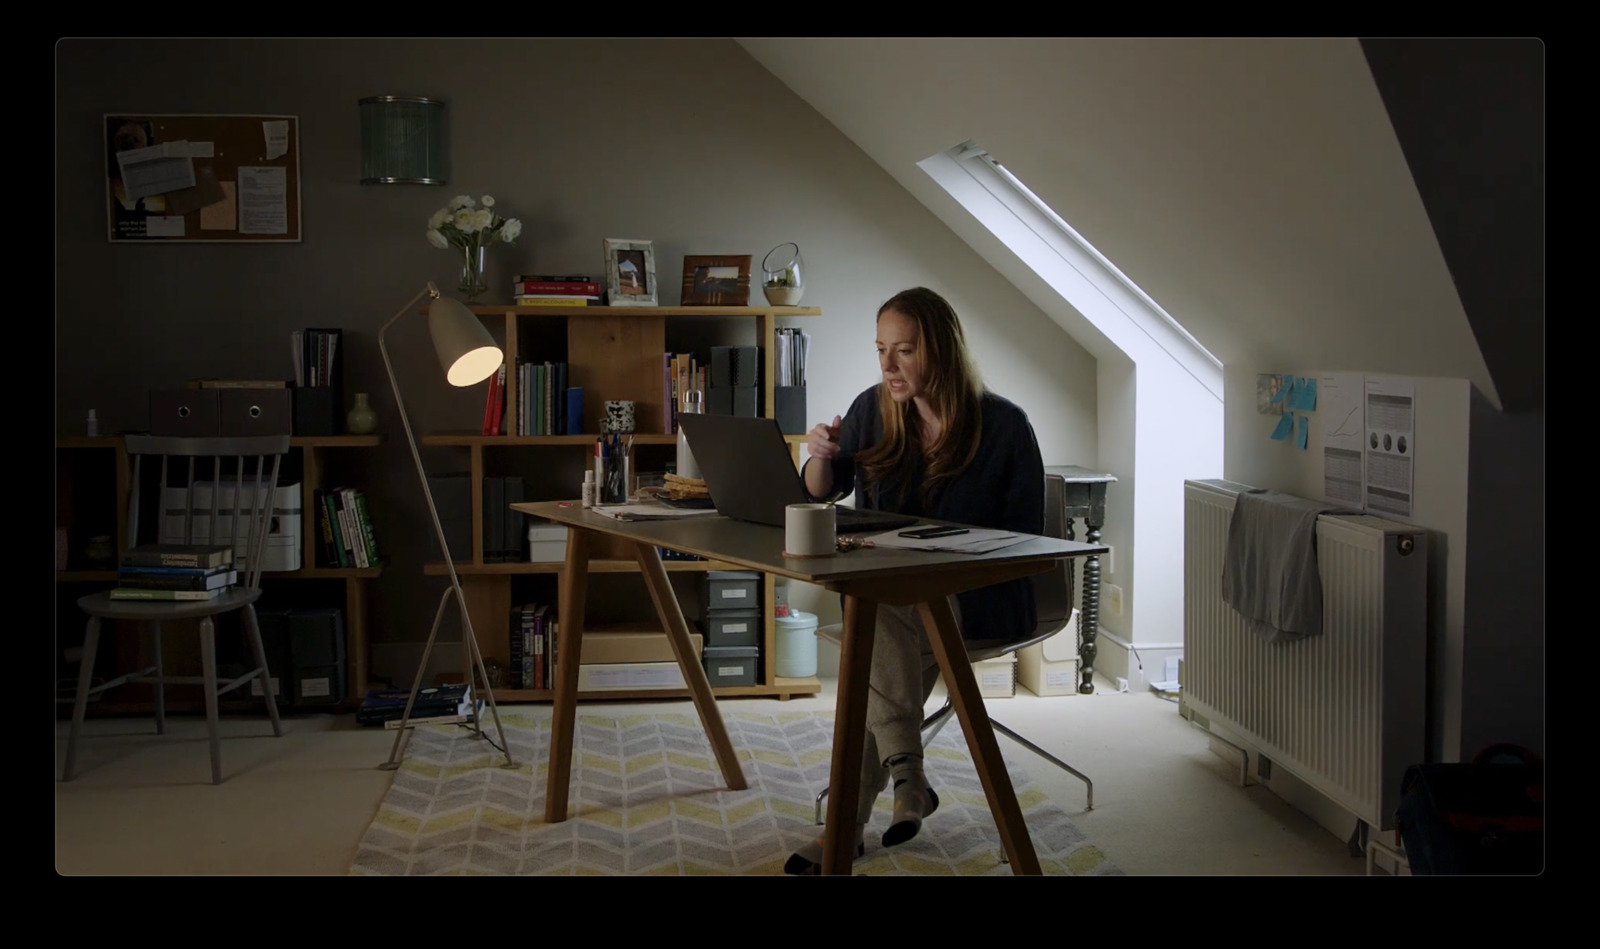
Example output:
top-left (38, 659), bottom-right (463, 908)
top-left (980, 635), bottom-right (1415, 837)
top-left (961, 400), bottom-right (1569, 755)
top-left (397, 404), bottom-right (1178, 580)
top-left (591, 502), bottom-right (720, 521)
top-left (866, 526), bottom-right (1026, 554)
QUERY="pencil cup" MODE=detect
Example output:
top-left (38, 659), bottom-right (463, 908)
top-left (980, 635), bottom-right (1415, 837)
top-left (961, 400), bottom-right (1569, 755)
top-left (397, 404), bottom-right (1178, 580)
top-left (785, 503), bottom-right (835, 557)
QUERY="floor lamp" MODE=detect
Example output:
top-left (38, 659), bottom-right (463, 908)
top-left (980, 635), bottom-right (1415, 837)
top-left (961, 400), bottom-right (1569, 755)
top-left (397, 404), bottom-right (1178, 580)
top-left (377, 281), bottom-right (515, 771)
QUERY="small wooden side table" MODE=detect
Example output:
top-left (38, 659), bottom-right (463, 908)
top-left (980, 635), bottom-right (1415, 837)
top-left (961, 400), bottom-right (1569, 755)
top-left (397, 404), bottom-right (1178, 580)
top-left (1045, 465), bottom-right (1117, 694)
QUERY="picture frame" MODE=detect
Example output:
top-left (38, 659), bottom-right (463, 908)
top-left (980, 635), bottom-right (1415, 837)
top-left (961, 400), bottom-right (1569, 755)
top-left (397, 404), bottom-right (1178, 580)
top-left (680, 254), bottom-right (752, 306)
top-left (603, 238), bottom-right (658, 307)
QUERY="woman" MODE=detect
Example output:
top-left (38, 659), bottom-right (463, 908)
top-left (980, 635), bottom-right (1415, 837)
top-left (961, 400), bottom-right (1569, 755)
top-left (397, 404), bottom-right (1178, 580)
top-left (785, 286), bottom-right (1045, 874)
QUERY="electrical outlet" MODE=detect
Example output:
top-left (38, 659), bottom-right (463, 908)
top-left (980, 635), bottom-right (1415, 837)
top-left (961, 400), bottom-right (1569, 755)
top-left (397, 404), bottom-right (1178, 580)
top-left (1107, 583), bottom-right (1124, 616)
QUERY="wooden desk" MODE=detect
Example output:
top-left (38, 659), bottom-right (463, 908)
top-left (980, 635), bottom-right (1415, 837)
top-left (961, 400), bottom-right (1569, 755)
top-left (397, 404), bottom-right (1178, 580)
top-left (513, 500), bottom-right (1108, 875)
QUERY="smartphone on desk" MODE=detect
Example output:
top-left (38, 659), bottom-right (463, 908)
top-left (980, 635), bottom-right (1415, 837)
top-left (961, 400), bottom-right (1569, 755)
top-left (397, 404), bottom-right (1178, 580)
top-left (898, 525), bottom-right (970, 539)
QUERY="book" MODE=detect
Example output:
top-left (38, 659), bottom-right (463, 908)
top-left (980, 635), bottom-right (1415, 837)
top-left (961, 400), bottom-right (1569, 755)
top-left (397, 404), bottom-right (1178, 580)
top-left (108, 586), bottom-right (225, 601)
top-left (384, 712), bottom-right (474, 729)
top-left (355, 684), bottom-right (474, 725)
top-left (515, 274), bottom-right (595, 283)
top-left (187, 378), bottom-right (289, 388)
top-left (120, 543), bottom-right (232, 569)
top-left (353, 490), bottom-right (381, 567)
top-left (515, 296), bottom-right (593, 306)
top-left (512, 280), bottom-right (601, 296)
top-left (116, 568), bottom-right (237, 591)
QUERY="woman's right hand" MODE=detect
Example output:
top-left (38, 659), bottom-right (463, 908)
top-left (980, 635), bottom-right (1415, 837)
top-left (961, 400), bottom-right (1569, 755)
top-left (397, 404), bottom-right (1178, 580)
top-left (807, 415), bottom-right (843, 461)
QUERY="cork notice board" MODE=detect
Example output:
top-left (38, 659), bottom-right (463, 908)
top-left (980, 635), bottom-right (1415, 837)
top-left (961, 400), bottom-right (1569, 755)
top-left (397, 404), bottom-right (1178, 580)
top-left (105, 114), bottom-right (301, 242)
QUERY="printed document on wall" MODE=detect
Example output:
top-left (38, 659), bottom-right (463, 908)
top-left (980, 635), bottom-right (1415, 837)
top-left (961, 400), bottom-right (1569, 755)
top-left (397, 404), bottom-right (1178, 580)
top-left (1319, 372), bottom-right (1364, 505)
top-left (1363, 376), bottom-right (1415, 518)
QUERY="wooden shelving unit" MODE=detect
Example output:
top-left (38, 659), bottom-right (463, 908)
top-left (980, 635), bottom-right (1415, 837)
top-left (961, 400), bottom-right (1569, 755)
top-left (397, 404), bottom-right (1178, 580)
top-left (55, 433), bottom-right (384, 710)
top-left (417, 303), bottom-right (822, 703)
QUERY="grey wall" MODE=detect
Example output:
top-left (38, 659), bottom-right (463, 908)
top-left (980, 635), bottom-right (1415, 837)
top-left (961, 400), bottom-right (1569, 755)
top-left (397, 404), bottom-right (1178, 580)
top-left (55, 38), bottom-right (1097, 653)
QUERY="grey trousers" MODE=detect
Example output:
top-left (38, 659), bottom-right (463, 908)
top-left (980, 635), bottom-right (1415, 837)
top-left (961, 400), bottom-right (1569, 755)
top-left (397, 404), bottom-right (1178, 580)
top-left (852, 597), bottom-right (958, 827)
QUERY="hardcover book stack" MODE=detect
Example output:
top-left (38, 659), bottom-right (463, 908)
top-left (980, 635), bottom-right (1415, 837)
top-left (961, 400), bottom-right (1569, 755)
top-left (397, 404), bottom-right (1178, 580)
top-left (513, 273), bottom-right (602, 307)
top-left (110, 543), bottom-right (238, 601)
top-left (355, 683), bottom-right (477, 728)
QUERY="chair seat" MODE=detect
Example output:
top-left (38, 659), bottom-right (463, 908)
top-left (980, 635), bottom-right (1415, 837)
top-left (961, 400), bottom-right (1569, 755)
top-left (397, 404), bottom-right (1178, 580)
top-left (76, 586), bottom-right (262, 621)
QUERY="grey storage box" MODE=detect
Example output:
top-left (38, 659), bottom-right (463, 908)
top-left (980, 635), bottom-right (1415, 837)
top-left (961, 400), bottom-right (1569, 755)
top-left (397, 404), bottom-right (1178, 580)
top-left (149, 388), bottom-right (221, 437)
top-left (702, 608), bottom-right (761, 647)
top-left (287, 607), bottom-right (346, 706)
top-left (702, 646), bottom-right (760, 687)
top-left (218, 387), bottom-right (292, 436)
top-left (703, 570), bottom-right (760, 619)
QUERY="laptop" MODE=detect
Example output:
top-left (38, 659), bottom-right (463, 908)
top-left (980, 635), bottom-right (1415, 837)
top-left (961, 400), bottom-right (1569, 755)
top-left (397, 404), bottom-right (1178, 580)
top-left (675, 413), bottom-right (917, 534)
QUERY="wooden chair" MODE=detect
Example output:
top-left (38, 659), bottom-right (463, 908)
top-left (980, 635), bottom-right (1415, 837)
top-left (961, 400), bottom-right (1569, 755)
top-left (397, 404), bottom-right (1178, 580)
top-left (813, 471), bottom-right (1094, 822)
top-left (60, 435), bottom-right (290, 785)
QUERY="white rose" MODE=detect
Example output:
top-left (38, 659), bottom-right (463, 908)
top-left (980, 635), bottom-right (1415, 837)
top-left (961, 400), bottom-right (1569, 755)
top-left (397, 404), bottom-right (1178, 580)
top-left (448, 194), bottom-right (474, 210)
top-left (499, 218), bottom-right (522, 242)
top-left (427, 228), bottom-right (449, 249)
top-left (473, 208), bottom-right (494, 231)
top-left (454, 208), bottom-right (477, 232)
top-left (481, 195), bottom-right (495, 208)
top-left (429, 208), bottom-right (450, 230)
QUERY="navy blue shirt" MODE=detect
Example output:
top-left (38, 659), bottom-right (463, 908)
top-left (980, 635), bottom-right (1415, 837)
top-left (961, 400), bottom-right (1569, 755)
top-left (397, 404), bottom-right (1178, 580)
top-left (803, 385), bottom-right (1045, 642)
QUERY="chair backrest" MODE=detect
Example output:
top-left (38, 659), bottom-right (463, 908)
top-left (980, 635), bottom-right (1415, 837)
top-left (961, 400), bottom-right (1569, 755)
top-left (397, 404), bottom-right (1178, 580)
top-left (965, 472), bottom-right (1078, 661)
top-left (124, 434), bottom-right (292, 589)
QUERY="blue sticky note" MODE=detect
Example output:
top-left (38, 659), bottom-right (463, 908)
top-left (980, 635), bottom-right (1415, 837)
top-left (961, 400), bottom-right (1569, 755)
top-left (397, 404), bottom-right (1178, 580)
top-left (1269, 374), bottom-right (1291, 404)
top-left (1301, 377), bottom-right (1317, 412)
top-left (1270, 412), bottom-right (1294, 441)
top-left (1296, 413), bottom-right (1309, 449)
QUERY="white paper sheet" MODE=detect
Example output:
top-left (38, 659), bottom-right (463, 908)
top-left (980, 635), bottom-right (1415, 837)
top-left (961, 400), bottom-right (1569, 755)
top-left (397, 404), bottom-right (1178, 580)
top-left (590, 502), bottom-right (720, 521)
top-left (237, 166), bottom-right (287, 234)
top-left (116, 141), bottom-right (197, 202)
top-left (262, 120), bottom-right (290, 160)
top-left (1363, 376), bottom-right (1415, 518)
top-left (1319, 372), bottom-right (1365, 505)
top-left (865, 525), bottom-right (1026, 554)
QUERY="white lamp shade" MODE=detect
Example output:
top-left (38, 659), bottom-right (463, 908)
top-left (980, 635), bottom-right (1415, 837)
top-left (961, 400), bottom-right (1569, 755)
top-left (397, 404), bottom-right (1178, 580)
top-left (428, 294), bottom-right (503, 387)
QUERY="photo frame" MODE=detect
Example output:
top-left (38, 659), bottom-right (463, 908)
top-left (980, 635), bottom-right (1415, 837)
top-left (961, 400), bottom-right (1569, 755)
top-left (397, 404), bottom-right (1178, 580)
top-left (603, 238), bottom-right (658, 307)
top-left (680, 254), bottom-right (752, 306)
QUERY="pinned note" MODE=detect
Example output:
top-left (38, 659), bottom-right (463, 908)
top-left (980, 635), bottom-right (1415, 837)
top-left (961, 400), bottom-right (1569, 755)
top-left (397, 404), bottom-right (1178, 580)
top-left (1296, 413), bottom-right (1309, 449)
top-left (263, 120), bottom-right (290, 160)
top-left (1270, 412), bottom-right (1294, 441)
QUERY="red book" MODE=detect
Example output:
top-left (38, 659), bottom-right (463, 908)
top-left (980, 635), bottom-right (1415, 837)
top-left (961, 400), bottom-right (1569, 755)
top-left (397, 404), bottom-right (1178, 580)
top-left (512, 280), bottom-right (601, 296)
top-left (481, 366), bottom-right (503, 435)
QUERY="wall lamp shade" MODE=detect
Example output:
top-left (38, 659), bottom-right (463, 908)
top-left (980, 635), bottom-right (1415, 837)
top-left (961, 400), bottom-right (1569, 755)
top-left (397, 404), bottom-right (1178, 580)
top-left (428, 294), bottom-right (502, 386)
top-left (359, 96), bottom-right (448, 185)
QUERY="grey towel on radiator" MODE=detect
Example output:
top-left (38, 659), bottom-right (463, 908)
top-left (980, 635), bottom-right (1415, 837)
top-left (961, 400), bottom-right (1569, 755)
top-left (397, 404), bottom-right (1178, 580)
top-left (1221, 489), bottom-right (1355, 643)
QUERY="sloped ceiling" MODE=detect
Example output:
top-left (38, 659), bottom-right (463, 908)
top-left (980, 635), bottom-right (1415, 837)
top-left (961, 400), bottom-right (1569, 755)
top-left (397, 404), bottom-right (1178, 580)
top-left (736, 37), bottom-right (1540, 412)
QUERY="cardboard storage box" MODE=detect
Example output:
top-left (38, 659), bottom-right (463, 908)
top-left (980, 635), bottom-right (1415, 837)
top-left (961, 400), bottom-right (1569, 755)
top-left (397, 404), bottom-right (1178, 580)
top-left (702, 608), bottom-right (761, 647)
top-left (703, 645), bottom-right (759, 687)
top-left (527, 520), bottom-right (570, 562)
top-left (702, 571), bottom-right (760, 618)
top-left (1016, 609), bottom-right (1082, 697)
top-left (974, 654), bottom-right (1016, 699)
top-left (580, 630), bottom-right (702, 665)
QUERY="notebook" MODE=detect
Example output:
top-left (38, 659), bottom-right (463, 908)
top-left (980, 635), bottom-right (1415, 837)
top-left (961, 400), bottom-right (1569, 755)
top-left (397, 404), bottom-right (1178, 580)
top-left (674, 413), bottom-right (916, 534)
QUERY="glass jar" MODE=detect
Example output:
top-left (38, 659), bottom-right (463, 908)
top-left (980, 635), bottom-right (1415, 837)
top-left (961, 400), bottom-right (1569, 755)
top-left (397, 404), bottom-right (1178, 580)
top-left (459, 243), bottom-right (489, 302)
top-left (761, 242), bottom-right (804, 306)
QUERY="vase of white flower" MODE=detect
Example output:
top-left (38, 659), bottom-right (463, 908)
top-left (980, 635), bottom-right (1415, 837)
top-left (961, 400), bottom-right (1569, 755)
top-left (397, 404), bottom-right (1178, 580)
top-left (427, 194), bottom-right (522, 303)
top-left (460, 244), bottom-right (489, 300)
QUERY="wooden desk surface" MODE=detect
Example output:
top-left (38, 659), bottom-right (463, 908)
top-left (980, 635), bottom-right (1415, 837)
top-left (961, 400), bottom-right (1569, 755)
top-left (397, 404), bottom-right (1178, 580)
top-left (512, 501), bottom-right (1109, 586)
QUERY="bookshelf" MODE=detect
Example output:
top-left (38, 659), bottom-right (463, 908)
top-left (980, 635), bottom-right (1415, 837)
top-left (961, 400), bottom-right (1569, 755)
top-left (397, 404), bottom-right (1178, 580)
top-left (418, 303), bottom-right (821, 703)
top-left (55, 434), bottom-right (384, 712)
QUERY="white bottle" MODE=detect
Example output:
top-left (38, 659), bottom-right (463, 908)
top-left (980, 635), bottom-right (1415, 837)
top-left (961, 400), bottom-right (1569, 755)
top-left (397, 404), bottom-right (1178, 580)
top-left (676, 391), bottom-right (702, 480)
top-left (582, 469), bottom-right (596, 508)
top-left (85, 409), bottom-right (99, 437)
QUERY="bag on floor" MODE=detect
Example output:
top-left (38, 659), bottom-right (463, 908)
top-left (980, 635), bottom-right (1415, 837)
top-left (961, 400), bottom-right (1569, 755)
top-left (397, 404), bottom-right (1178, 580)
top-left (1395, 742), bottom-right (1543, 875)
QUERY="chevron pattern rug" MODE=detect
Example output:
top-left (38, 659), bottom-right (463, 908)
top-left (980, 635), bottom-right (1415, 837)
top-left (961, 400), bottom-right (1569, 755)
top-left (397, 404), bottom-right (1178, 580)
top-left (349, 709), bottom-right (1121, 876)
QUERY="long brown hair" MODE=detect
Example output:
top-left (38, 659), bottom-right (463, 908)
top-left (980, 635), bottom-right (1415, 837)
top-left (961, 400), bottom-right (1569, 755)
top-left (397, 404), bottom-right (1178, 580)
top-left (857, 287), bottom-right (984, 506)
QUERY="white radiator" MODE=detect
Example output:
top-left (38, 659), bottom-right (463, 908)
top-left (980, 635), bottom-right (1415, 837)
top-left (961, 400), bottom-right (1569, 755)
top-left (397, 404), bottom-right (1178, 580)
top-left (1182, 479), bottom-right (1428, 832)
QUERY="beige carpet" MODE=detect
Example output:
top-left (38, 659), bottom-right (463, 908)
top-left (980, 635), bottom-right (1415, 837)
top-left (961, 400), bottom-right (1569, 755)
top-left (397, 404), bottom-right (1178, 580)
top-left (349, 709), bottom-right (1121, 875)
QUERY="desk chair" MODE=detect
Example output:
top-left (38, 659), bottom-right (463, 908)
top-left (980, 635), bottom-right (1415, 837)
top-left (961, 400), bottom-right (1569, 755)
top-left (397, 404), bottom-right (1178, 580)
top-left (813, 471), bottom-right (1093, 823)
top-left (61, 435), bottom-right (289, 785)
